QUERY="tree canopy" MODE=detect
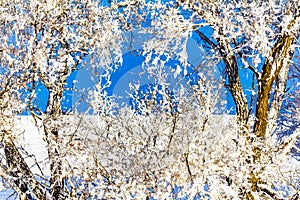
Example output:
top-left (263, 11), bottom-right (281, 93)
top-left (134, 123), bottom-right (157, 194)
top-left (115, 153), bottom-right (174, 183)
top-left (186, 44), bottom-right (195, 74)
top-left (0, 0), bottom-right (299, 199)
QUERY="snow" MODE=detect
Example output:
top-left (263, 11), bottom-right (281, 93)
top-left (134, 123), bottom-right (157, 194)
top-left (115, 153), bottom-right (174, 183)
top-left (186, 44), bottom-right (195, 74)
top-left (0, 114), bottom-right (299, 198)
top-left (13, 116), bottom-right (49, 175)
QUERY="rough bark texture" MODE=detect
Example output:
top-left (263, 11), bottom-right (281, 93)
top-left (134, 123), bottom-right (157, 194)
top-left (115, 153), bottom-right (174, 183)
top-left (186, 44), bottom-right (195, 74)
top-left (1, 133), bottom-right (46, 199)
top-left (194, 29), bottom-right (249, 129)
top-left (43, 68), bottom-right (69, 199)
top-left (247, 31), bottom-right (296, 200)
top-left (223, 54), bottom-right (249, 127)
top-left (45, 91), bottom-right (65, 199)
top-left (0, 94), bottom-right (46, 199)
top-left (195, 18), bottom-right (298, 199)
top-left (254, 34), bottom-right (295, 139)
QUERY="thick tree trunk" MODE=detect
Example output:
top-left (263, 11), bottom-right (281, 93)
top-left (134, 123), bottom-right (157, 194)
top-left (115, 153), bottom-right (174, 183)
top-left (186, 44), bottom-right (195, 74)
top-left (254, 34), bottom-right (295, 139)
top-left (218, 32), bottom-right (296, 200)
top-left (224, 55), bottom-right (249, 128)
top-left (0, 98), bottom-right (46, 199)
top-left (195, 15), bottom-right (298, 198)
top-left (44, 74), bottom-right (67, 199)
top-left (248, 33), bottom-right (296, 200)
top-left (49, 139), bottom-right (63, 199)
top-left (45, 91), bottom-right (64, 199)
top-left (194, 29), bottom-right (250, 129)
top-left (1, 133), bottom-right (46, 199)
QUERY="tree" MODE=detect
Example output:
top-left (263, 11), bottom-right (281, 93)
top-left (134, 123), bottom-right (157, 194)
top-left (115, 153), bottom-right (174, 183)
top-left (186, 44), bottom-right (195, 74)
top-left (0, 0), bottom-right (299, 199)
top-left (0, 0), bottom-right (124, 199)
top-left (179, 1), bottom-right (300, 198)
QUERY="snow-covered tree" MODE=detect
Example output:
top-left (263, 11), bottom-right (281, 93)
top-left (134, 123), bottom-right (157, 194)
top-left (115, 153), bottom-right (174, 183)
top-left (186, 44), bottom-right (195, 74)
top-left (0, 0), bottom-right (299, 199)
top-left (0, 0), bottom-right (124, 198)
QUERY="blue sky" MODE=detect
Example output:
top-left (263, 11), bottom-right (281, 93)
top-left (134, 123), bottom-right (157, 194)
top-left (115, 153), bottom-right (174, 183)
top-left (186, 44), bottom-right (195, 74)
top-left (69, 26), bottom-right (238, 113)
top-left (12, 1), bottom-right (298, 115)
top-left (26, 24), bottom-right (256, 114)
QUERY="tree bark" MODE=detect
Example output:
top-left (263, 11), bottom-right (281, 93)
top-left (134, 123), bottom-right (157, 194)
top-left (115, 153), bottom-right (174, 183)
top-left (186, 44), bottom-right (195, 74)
top-left (1, 133), bottom-right (46, 199)
top-left (249, 30), bottom-right (296, 200)
top-left (45, 90), bottom-right (64, 199)
top-left (44, 70), bottom-right (69, 199)
top-left (223, 54), bottom-right (249, 128)
top-left (254, 34), bottom-right (295, 139)
top-left (194, 29), bottom-right (249, 129)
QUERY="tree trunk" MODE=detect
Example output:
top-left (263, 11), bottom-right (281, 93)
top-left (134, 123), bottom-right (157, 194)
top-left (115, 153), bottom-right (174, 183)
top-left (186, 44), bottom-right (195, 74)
top-left (1, 99), bottom-right (45, 199)
top-left (224, 55), bottom-right (249, 128)
top-left (254, 34), bottom-right (295, 139)
top-left (44, 77), bottom-right (67, 199)
top-left (248, 32), bottom-right (296, 200)
top-left (1, 133), bottom-right (46, 199)
top-left (45, 91), bottom-right (64, 199)
top-left (194, 29), bottom-right (250, 129)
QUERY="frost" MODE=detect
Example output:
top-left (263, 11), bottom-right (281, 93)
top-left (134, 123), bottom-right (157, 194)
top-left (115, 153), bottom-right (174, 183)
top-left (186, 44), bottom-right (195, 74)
top-left (0, 0), bottom-right (299, 199)
top-left (174, 65), bottom-right (181, 78)
top-left (67, 55), bottom-right (75, 66)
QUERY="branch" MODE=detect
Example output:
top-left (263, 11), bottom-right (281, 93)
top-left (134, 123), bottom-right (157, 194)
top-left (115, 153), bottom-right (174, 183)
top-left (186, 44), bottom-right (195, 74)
top-left (2, 135), bottom-right (45, 199)
top-left (275, 129), bottom-right (300, 155)
top-left (194, 27), bottom-right (249, 125)
top-left (259, 186), bottom-right (283, 200)
top-left (194, 29), bottom-right (218, 50)
top-left (254, 33), bottom-right (295, 138)
top-left (184, 152), bottom-right (193, 184)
